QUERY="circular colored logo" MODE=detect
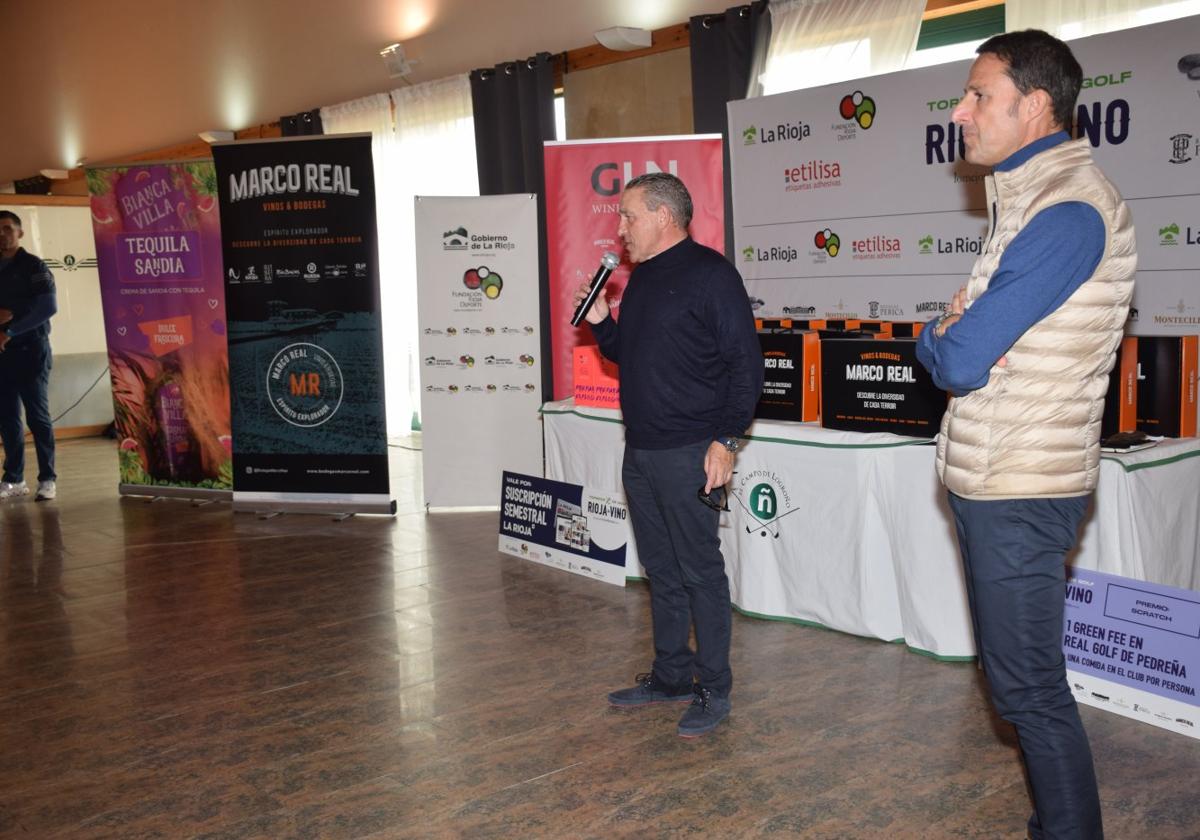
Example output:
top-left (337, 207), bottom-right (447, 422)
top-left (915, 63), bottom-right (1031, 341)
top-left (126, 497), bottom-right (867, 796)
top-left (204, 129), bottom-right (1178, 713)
top-left (463, 266), bottom-right (504, 299)
top-left (839, 90), bottom-right (876, 130)
top-left (266, 342), bottom-right (344, 427)
top-left (814, 228), bottom-right (840, 257)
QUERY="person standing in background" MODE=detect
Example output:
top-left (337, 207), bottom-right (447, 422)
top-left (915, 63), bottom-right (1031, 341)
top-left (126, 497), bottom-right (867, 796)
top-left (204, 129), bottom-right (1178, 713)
top-left (0, 210), bottom-right (59, 501)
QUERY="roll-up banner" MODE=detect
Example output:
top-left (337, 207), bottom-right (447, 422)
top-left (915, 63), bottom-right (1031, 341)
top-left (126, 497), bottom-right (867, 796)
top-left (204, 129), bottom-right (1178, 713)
top-left (212, 135), bottom-right (394, 515)
top-left (413, 194), bottom-right (543, 509)
top-left (727, 16), bottom-right (1200, 332)
top-left (543, 136), bottom-right (726, 400)
top-left (87, 161), bottom-right (233, 497)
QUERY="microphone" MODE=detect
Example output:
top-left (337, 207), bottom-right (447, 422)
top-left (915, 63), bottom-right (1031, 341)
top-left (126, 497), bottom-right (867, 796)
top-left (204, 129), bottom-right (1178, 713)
top-left (570, 251), bottom-right (621, 327)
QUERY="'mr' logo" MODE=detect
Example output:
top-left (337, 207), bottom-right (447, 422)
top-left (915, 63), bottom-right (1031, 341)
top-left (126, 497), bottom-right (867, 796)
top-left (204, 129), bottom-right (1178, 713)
top-left (290, 373), bottom-right (321, 396)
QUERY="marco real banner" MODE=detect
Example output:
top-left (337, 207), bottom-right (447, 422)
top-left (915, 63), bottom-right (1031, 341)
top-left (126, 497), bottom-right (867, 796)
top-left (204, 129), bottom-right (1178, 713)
top-left (544, 135), bottom-right (725, 400)
top-left (212, 134), bottom-right (393, 515)
top-left (87, 161), bottom-right (233, 497)
top-left (728, 16), bottom-right (1200, 332)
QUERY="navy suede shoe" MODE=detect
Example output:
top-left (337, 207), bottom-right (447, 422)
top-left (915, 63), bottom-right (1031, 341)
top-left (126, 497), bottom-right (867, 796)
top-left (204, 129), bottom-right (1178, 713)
top-left (677, 686), bottom-right (731, 737)
top-left (607, 672), bottom-right (694, 707)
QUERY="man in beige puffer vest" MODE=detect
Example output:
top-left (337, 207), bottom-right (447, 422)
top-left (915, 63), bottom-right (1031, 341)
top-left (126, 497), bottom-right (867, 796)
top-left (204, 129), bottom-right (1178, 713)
top-left (916, 30), bottom-right (1135, 840)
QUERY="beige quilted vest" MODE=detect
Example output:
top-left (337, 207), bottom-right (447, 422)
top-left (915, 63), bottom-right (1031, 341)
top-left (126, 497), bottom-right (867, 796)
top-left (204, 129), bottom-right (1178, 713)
top-left (936, 138), bottom-right (1136, 499)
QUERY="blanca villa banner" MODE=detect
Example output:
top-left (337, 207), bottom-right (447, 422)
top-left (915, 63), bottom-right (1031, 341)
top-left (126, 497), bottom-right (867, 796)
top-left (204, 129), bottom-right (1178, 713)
top-left (87, 161), bottom-right (233, 497)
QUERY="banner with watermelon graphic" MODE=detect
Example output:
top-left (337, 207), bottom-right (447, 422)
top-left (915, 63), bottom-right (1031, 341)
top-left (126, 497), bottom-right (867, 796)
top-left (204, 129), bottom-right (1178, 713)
top-left (87, 161), bottom-right (233, 497)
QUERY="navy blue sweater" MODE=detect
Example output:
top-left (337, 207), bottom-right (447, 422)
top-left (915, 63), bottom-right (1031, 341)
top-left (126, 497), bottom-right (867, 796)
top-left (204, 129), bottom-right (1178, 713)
top-left (0, 248), bottom-right (57, 347)
top-left (590, 237), bottom-right (763, 449)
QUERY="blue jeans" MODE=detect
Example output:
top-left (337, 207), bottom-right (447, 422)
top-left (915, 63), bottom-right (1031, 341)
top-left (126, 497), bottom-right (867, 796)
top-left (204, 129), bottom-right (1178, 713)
top-left (948, 492), bottom-right (1101, 840)
top-left (0, 339), bottom-right (56, 484)
top-left (623, 441), bottom-right (732, 696)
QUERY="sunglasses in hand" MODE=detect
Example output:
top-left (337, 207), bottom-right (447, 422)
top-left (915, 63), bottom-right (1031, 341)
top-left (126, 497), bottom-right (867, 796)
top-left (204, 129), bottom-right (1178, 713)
top-left (697, 472), bottom-right (736, 512)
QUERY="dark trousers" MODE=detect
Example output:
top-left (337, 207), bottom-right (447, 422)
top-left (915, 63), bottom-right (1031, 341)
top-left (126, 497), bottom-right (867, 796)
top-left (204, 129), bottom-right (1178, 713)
top-left (622, 440), bottom-right (732, 696)
top-left (0, 339), bottom-right (56, 484)
top-left (948, 492), bottom-right (1101, 840)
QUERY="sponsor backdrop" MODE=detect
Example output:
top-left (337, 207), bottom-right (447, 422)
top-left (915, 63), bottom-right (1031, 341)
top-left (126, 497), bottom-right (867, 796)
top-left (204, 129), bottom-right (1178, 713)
top-left (414, 195), bottom-right (543, 508)
top-left (1064, 566), bottom-right (1199, 740)
top-left (87, 161), bottom-right (233, 497)
top-left (728, 17), bottom-right (1200, 333)
top-left (212, 135), bottom-right (393, 515)
top-left (543, 136), bottom-right (725, 400)
top-left (498, 471), bottom-right (636, 587)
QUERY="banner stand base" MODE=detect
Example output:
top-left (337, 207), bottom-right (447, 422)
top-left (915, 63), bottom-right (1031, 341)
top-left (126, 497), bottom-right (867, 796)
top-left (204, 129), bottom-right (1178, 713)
top-left (231, 495), bottom-right (396, 517)
top-left (119, 485), bottom-right (232, 504)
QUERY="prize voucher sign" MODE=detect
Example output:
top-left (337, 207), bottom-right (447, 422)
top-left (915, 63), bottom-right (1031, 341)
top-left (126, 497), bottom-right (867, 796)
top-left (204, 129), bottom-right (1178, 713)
top-left (543, 136), bottom-right (725, 400)
top-left (1065, 566), bottom-right (1199, 740)
top-left (87, 161), bottom-right (233, 497)
top-left (498, 471), bottom-right (635, 587)
top-left (212, 135), bottom-right (393, 514)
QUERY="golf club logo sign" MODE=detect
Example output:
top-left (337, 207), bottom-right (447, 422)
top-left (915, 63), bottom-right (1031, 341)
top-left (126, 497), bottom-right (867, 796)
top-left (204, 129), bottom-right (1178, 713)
top-left (734, 470), bottom-right (798, 538)
top-left (267, 342), bottom-right (344, 427)
top-left (45, 254), bottom-right (98, 272)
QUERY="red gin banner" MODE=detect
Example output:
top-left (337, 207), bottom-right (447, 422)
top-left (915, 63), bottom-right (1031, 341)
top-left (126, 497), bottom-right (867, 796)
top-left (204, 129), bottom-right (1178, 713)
top-left (543, 135), bottom-right (725, 400)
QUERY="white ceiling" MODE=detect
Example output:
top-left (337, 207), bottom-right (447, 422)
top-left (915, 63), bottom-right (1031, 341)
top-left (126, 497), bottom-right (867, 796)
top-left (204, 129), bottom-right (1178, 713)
top-left (5, 0), bottom-right (734, 186)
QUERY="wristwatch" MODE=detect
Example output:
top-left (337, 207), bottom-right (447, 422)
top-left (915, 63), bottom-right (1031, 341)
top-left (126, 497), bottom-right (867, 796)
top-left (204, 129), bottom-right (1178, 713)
top-left (717, 436), bottom-right (740, 453)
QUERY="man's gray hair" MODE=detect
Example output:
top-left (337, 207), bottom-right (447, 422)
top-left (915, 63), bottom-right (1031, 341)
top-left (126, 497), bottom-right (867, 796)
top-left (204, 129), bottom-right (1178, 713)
top-left (625, 172), bottom-right (693, 230)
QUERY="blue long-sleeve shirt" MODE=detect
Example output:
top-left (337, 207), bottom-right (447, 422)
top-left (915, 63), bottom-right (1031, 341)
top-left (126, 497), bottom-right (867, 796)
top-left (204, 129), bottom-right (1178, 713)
top-left (916, 132), bottom-right (1105, 396)
top-left (590, 237), bottom-right (763, 449)
top-left (0, 247), bottom-right (57, 346)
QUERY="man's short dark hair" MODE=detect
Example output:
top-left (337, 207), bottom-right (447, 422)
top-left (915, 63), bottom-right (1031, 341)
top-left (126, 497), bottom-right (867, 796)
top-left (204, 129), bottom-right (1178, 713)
top-left (624, 172), bottom-right (693, 230)
top-left (977, 29), bottom-right (1082, 129)
top-left (0, 210), bottom-right (22, 228)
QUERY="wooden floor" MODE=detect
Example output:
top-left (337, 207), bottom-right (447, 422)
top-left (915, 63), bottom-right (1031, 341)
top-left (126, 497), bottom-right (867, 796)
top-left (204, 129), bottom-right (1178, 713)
top-left (1, 437), bottom-right (1198, 839)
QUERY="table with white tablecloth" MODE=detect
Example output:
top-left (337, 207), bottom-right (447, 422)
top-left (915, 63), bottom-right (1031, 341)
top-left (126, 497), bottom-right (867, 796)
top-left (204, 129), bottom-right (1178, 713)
top-left (541, 399), bottom-right (1200, 659)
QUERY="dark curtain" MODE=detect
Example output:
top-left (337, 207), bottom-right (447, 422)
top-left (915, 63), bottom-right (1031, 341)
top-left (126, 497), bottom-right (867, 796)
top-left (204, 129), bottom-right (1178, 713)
top-left (690, 1), bottom-right (771, 255)
top-left (280, 109), bottom-right (324, 137)
top-left (469, 52), bottom-right (557, 399)
top-left (468, 53), bottom-right (556, 195)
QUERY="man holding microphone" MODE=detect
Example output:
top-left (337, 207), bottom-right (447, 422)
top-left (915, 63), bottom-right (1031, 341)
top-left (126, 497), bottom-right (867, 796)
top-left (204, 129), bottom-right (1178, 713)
top-left (572, 172), bottom-right (762, 737)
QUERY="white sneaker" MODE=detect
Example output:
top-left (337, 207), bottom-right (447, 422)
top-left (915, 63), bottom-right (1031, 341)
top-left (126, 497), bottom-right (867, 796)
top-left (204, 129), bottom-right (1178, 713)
top-left (0, 480), bottom-right (29, 499)
top-left (35, 480), bottom-right (56, 501)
